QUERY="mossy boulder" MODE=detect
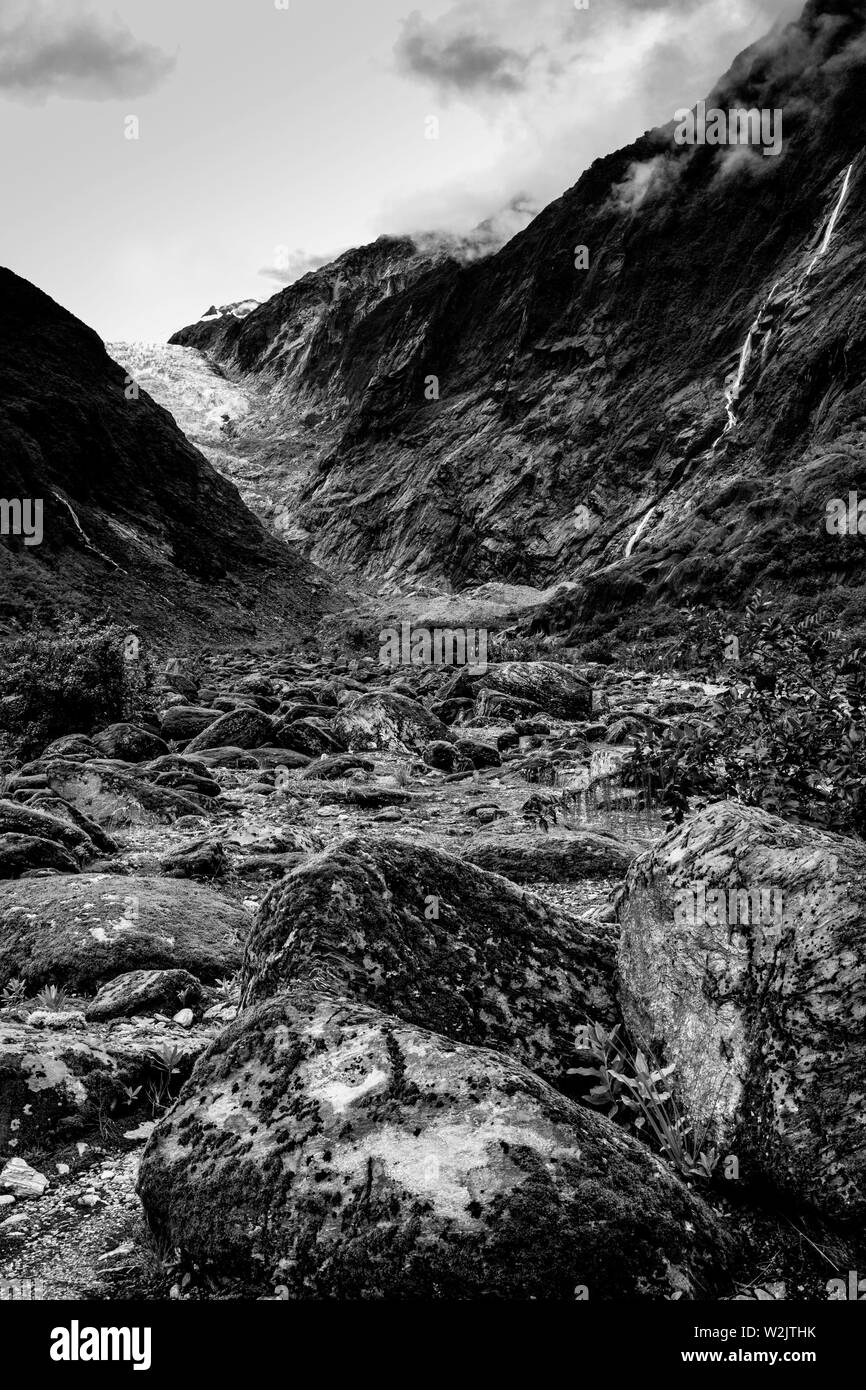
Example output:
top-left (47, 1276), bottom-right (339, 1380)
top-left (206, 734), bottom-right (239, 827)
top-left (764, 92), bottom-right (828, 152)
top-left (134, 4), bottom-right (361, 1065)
top-left (183, 708), bottom-right (275, 753)
top-left (618, 801), bottom-right (866, 1222)
top-left (241, 835), bottom-right (616, 1083)
top-left (0, 1015), bottom-right (207, 1153)
top-left (0, 874), bottom-right (246, 992)
top-left (38, 759), bottom-right (207, 826)
top-left (85, 968), bottom-right (204, 1022)
top-left (473, 662), bottom-right (592, 719)
top-left (463, 829), bottom-right (639, 883)
top-left (333, 691), bottom-right (450, 753)
top-left (91, 723), bottom-right (169, 763)
top-left (137, 988), bottom-right (731, 1299)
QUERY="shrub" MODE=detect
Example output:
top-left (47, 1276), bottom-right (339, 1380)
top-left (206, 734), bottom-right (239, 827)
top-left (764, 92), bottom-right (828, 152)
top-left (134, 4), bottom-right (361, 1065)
top-left (0, 617), bottom-right (155, 758)
top-left (626, 594), bottom-right (866, 836)
top-left (486, 628), bottom-right (546, 662)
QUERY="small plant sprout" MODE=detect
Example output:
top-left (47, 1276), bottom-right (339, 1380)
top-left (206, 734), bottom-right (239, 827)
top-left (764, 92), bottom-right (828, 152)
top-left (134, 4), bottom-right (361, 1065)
top-left (34, 984), bottom-right (71, 1013)
top-left (1, 977), bottom-right (27, 1006)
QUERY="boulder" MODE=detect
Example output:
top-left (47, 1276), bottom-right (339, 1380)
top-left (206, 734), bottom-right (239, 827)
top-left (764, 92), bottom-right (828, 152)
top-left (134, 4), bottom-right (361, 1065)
top-left (300, 754), bottom-right (374, 780)
top-left (0, 800), bottom-right (97, 859)
top-left (0, 1156), bottom-right (49, 1197)
top-left (0, 875), bottom-right (246, 992)
top-left (429, 697), bottom-right (475, 725)
top-left (475, 690), bottom-right (543, 720)
top-left (453, 736), bottom-right (501, 770)
top-left (162, 659), bottom-right (199, 703)
top-left (475, 662), bottom-right (591, 719)
top-left (159, 707), bottom-right (220, 742)
top-left (191, 747), bottom-right (260, 770)
top-left (21, 793), bottom-right (119, 855)
top-left (136, 989), bottom-right (730, 1299)
top-left (0, 1015), bottom-right (207, 1153)
top-left (138, 754), bottom-right (210, 779)
top-left (617, 801), bottom-right (866, 1222)
top-left (422, 740), bottom-right (468, 773)
top-left (0, 834), bottom-right (80, 878)
top-left (275, 702), bottom-right (338, 724)
top-left (91, 724), bottom-right (169, 763)
top-left (333, 692), bottom-right (450, 754)
top-left (40, 734), bottom-right (100, 760)
top-left (38, 759), bottom-right (206, 826)
top-left (241, 835), bottom-right (616, 1082)
top-left (272, 716), bottom-right (345, 757)
top-left (183, 708), bottom-right (275, 754)
top-left (248, 748), bottom-right (311, 771)
top-left (85, 968), bottom-right (204, 1022)
top-left (159, 838), bottom-right (228, 880)
top-left (464, 830), bottom-right (638, 883)
top-left (152, 771), bottom-right (221, 800)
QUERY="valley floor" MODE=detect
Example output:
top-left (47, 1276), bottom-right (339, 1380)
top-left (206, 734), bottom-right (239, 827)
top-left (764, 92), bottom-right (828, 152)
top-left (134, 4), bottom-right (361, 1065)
top-left (1, 649), bottom-right (863, 1301)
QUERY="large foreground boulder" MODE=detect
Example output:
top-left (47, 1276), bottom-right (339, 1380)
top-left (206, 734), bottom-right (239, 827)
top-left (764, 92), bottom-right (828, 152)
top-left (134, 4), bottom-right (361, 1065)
top-left (474, 662), bottom-right (592, 719)
top-left (0, 875), bottom-right (246, 992)
top-left (241, 836), bottom-right (616, 1082)
top-left (333, 691), bottom-right (449, 753)
top-left (137, 989), bottom-right (730, 1299)
top-left (618, 800), bottom-right (866, 1222)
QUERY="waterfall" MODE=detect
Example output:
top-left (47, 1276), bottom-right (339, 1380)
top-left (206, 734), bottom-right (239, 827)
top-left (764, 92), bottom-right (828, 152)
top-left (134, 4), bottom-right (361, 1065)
top-left (624, 162), bottom-right (855, 560)
top-left (624, 503), bottom-right (658, 559)
top-left (801, 162), bottom-right (853, 286)
top-left (53, 491), bottom-right (123, 571)
top-left (713, 162), bottom-right (853, 444)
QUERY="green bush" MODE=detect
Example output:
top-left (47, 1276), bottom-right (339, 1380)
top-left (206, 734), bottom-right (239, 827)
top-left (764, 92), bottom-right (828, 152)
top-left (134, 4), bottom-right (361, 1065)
top-left (627, 594), bottom-right (866, 836)
top-left (0, 617), bottom-right (155, 758)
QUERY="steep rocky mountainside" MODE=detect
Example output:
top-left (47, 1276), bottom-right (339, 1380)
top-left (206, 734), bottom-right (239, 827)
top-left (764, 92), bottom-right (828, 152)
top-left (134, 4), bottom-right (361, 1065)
top-left (106, 342), bottom-right (322, 549)
top-left (173, 0), bottom-right (866, 641)
top-left (0, 270), bottom-right (330, 643)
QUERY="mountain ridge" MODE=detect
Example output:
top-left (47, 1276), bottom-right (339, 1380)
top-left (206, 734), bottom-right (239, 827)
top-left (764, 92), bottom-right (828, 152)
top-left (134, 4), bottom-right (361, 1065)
top-left (171, 0), bottom-right (866, 641)
top-left (0, 267), bottom-right (331, 643)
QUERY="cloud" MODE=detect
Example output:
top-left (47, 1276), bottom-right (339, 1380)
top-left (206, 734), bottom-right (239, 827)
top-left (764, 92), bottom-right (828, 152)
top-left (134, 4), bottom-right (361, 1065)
top-left (384, 0), bottom-right (806, 248)
top-left (258, 246), bottom-right (349, 286)
top-left (411, 193), bottom-right (541, 262)
top-left (609, 154), bottom-right (684, 213)
top-left (394, 9), bottom-right (534, 97)
top-left (0, 0), bottom-right (175, 103)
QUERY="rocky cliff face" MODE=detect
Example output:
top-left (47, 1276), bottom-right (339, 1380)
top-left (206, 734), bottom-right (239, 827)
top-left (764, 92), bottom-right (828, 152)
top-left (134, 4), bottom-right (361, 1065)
top-left (173, 0), bottom-right (866, 640)
top-left (0, 269), bottom-right (329, 642)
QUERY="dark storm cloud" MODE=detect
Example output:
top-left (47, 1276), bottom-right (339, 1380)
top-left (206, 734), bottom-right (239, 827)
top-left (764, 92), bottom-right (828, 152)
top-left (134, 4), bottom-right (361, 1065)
top-left (394, 10), bottom-right (532, 96)
top-left (0, 1), bottom-right (175, 102)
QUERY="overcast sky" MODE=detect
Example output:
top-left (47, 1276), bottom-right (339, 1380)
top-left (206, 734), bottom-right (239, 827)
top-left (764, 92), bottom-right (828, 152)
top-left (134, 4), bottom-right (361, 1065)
top-left (0, 0), bottom-right (802, 342)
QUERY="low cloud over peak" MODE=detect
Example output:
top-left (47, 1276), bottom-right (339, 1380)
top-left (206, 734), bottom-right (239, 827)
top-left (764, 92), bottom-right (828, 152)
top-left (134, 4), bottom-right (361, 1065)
top-left (0, 0), bottom-right (175, 103)
top-left (394, 9), bottom-right (534, 97)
